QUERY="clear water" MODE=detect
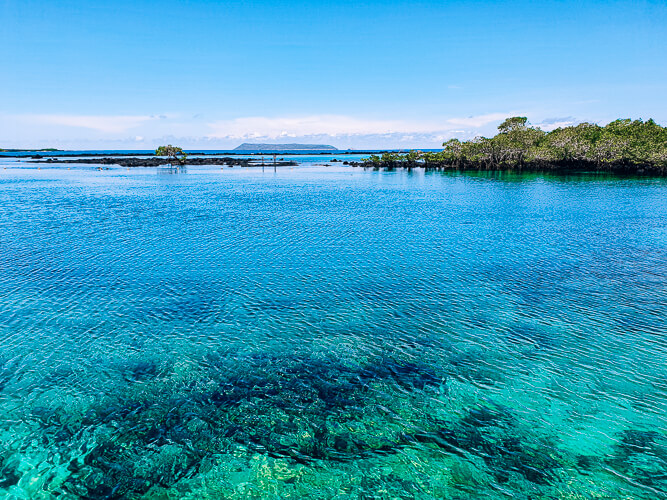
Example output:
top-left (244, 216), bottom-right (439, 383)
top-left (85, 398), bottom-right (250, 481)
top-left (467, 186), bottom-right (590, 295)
top-left (0, 162), bottom-right (666, 498)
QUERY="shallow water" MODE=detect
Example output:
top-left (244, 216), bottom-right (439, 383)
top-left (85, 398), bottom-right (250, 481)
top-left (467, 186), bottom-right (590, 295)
top-left (0, 163), bottom-right (666, 498)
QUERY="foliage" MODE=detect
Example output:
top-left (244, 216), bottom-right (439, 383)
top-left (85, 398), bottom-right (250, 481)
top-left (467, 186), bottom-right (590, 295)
top-left (155, 145), bottom-right (187, 165)
top-left (361, 117), bottom-right (667, 175)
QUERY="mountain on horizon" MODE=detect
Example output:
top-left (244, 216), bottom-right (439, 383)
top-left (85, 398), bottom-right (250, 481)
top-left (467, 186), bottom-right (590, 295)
top-left (234, 143), bottom-right (338, 151)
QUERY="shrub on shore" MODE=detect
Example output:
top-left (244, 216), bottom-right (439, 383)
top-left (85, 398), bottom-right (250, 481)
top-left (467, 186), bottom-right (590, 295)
top-left (155, 145), bottom-right (187, 166)
top-left (361, 118), bottom-right (667, 174)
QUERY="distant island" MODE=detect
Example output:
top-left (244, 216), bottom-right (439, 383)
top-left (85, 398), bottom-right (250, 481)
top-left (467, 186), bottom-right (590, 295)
top-left (0, 148), bottom-right (60, 152)
top-left (234, 143), bottom-right (338, 151)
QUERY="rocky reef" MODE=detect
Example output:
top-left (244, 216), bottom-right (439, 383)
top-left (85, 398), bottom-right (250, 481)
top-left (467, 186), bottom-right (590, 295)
top-left (30, 157), bottom-right (298, 167)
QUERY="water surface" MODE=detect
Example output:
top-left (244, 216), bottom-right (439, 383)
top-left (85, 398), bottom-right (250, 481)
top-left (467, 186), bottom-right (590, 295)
top-left (1, 163), bottom-right (666, 498)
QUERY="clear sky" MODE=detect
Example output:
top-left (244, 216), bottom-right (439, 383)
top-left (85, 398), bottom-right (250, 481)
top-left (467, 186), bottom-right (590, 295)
top-left (1, 0), bottom-right (666, 149)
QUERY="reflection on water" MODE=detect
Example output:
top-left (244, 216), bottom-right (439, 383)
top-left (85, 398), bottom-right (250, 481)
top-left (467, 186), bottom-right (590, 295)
top-left (0, 165), bottom-right (666, 498)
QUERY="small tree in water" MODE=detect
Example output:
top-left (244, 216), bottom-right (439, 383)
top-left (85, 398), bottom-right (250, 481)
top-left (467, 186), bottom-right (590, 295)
top-left (155, 145), bottom-right (187, 165)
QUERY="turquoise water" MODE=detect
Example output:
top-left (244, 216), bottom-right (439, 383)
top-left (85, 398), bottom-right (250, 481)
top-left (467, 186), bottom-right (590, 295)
top-left (1, 163), bottom-right (666, 498)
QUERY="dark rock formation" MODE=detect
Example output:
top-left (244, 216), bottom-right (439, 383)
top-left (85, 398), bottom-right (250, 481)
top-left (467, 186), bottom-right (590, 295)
top-left (31, 157), bottom-right (298, 167)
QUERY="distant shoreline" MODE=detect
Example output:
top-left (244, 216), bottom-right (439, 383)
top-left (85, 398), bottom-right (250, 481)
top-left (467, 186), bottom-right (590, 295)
top-left (0, 148), bottom-right (60, 153)
top-left (233, 143), bottom-right (337, 151)
top-left (26, 157), bottom-right (300, 167)
top-left (350, 158), bottom-right (667, 176)
top-left (1, 150), bottom-right (399, 158)
top-left (16, 156), bottom-right (667, 176)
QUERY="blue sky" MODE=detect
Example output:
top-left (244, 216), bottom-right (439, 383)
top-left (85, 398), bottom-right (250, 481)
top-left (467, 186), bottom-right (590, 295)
top-left (1, 0), bottom-right (666, 149)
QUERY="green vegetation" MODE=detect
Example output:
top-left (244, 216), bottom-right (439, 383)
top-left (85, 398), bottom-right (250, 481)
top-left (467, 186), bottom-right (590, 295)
top-left (155, 145), bottom-right (187, 165)
top-left (362, 118), bottom-right (667, 175)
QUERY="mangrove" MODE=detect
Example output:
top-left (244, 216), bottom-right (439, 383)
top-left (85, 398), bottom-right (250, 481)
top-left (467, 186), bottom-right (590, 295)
top-left (357, 117), bottom-right (667, 175)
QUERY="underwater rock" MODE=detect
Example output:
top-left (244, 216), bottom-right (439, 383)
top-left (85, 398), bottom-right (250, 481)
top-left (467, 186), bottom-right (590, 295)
top-left (576, 454), bottom-right (600, 470)
top-left (461, 404), bottom-right (515, 428)
top-left (0, 455), bottom-right (20, 488)
top-left (414, 405), bottom-right (561, 486)
top-left (23, 349), bottom-right (567, 494)
top-left (618, 429), bottom-right (663, 452)
top-left (62, 420), bottom-right (208, 498)
top-left (358, 358), bottom-right (444, 391)
top-left (604, 429), bottom-right (667, 489)
top-left (125, 360), bottom-right (158, 381)
top-left (116, 359), bottom-right (171, 382)
top-left (82, 401), bottom-right (147, 426)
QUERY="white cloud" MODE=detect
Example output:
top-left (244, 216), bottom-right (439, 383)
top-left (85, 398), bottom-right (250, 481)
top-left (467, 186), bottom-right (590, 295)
top-left (206, 113), bottom-right (511, 140)
top-left (207, 115), bottom-right (439, 139)
top-left (15, 114), bottom-right (155, 133)
top-left (0, 111), bottom-right (518, 149)
top-left (443, 113), bottom-right (511, 128)
top-left (534, 117), bottom-right (578, 131)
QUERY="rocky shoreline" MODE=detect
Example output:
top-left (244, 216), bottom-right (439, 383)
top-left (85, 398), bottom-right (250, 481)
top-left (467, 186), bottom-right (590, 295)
top-left (1, 150), bottom-right (394, 158)
top-left (29, 157), bottom-right (298, 167)
top-left (349, 158), bottom-right (667, 175)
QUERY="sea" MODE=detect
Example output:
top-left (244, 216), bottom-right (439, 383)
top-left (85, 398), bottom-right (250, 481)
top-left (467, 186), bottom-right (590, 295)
top-left (0, 153), bottom-right (666, 498)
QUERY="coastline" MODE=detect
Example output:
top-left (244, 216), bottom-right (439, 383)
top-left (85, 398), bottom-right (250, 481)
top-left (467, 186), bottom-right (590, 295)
top-left (27, 157), bottom-right (299, 167)
top-left (351, 158), bottom-right (667, 176)
top-left (5, 155), bottom-right (665, 176)
top-left (0, 150), bottom-right (407, 158)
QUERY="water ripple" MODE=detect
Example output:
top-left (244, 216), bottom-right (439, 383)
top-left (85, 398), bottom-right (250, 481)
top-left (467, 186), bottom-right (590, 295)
top-left (0, 165), bottom-right (665, 497)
